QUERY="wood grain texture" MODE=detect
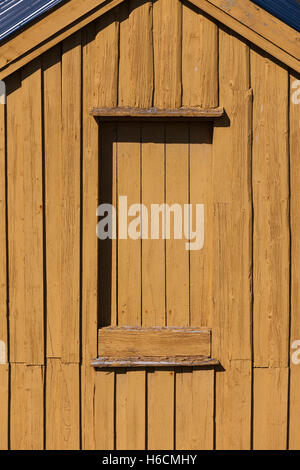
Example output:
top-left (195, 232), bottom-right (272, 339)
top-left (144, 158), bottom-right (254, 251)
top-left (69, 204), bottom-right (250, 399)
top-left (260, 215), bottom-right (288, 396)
top-left (212, 29), bottom-right (252, 449)
top-left (6, 72), bottom-right (25, 363)
top-left (182, 3), bottom-right (218, 108)
top-left (0, 100), bottom-right (7, 358)
top-left (148, 370), bottom-right (174, 450)
top-left (289, 72), bottom-right (300, 450)
top-left (10, 364), bottom-right (44, 450)
top-left (153, 0), bottom-right (182, 108)
top-left (91, 107), bottom-right (224, 118)
top-left (215, 361), bottom-right (251, 450)
top-left (188, 0), bottom-right (300, 73)
top-left (61, 32), bottom-right (82, 363)
top-left (176, 369), bottom-right (214, 449)
top-left (119, 0), bottom-right (153, 107)
top-left (43, 46), bottom-right (63, 359)
top-left (0, 365), bottom-right (9, 450)
top-left (94, 370), bottom-right (115, 449)
top-left (253, 367), bottom-right (289, 450)
top-left (98, 327), bottom-right (211, 357)
top-left (251, 49), bottom-right (289, 368)
top-left (92, 356), bottom-right (218, 368)
top-left (22, 58), bottom-right (44, 365)
top-left (46, 360), bottom-right (80, 450)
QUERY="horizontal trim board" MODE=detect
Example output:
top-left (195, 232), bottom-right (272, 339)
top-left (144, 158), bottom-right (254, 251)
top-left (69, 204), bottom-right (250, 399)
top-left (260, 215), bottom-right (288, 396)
top-left (91, 106), bottom-right (225, 119)
top-left (98, 326), bottom-right (211, 358)
top-left (91, 355), bottom-right (219, 368)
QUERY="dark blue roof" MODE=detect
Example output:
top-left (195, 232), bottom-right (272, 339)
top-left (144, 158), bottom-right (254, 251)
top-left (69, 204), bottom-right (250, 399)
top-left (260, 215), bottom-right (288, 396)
top-left (0, 0), bottom-right (66, 42)
top-left (252, 0), bottom-right (300, 32)
top-left (0, 0), bottom-right (299, 44)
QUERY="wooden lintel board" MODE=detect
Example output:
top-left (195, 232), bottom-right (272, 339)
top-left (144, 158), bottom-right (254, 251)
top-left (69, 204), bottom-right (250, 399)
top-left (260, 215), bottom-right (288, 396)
top-left (90, 106), bottom-right (224, 118)
top-left (98, 326), bottom-right (211, 358)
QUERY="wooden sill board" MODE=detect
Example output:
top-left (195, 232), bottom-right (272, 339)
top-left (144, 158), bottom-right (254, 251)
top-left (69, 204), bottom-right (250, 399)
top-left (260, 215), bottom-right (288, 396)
top-left (91, 355), bottom-right (219, 368)
top-left (90, 106), bottom-right (224, 119)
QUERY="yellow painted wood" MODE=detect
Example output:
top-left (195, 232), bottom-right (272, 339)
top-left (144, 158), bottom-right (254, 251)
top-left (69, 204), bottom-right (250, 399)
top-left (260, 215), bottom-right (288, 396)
top-left (148, 370), bottom-right (174, 450)
top-left (253, 368), bottom-right (289, 450)
top-left (153, 0), bottom-right (182, 108)
top-left (43, 46), bottom-right (63, 359)
top-left (289, 72), bottom-right (300, 450)
top-left (215, 361), bottom-right (251, 450)
top-left (176, 369), bottom-right (214, 450)
top-left (98, 327), bottom-right (211, 357)
top-left (182, 3), bottom-right (218, 108)
top-left (251, 49), bottom-right (289, 368)
top-left (6, 72), bottom-right (26, 363)
top-left (61, 32), bottom-right (82, 363)
top-left (0, 100), bottom-right (7, 352)
top-left (212, 29), bottom-right (252, 449)
top-left (11, 364), bottom-right (44, 450)
top-left (22, 58), bottom-right (44, 365)
top-left (94, 370), bottom-right (115, 449)
top-left (0, 365), bottom-right (9, 450)
top-left (46, 359), bottom-right (80, 450)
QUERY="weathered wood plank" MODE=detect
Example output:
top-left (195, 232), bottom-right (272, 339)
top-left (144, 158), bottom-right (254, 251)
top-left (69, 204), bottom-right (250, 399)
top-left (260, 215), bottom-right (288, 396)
top-left (10, 364), bottom-right (44, 450)
top-left (189, 122), bottom-right (213, 327)
top-left (119, 0), bottom-right (153, 107)
top-left (153, 0), bottom-right (182, 108)
top-left (289, 72), bottom-right (300, 450)
top-left (182, 3), bottom-right (218, 108)
top-left (6, 72), bottom-right (25, 363)
top-left (43, 45), bottom-right (63, 358)
top-left (91, 107), bottom-right (224, 118)
top-left (165, 123), bottom-right (189, 327)
top-left (0, 96), bottom-right (7, 366)
top-left (98, 327), bottom-right (211, 357)
top-left (61, 32), bottom-right (82, 363)
top-left (251, 49), bottom-right (289, 368)
top-left (46, 359), bottom-right (80, 449)
top-left (253, 367), bottom-right (289, 450)
top-left (94, 370), bottom-right (115, 449)
top-left (116, 370), bottom-right (146, 449)
top-left (212, 29), bottom-right (252, 449)
top-left (92, 356), bottom-right (218, 368)
top-left (215, 361), bottom-right (251, 450)
top-left (148, 370), bottom-right (174, 450)
top-left (176, 369), bottom-right (214, 450)
top-left (0, 365), bottom-right (9, 450)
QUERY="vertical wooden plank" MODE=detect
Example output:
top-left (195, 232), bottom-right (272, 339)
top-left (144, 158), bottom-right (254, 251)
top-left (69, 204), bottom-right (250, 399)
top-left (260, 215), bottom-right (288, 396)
top-left (81, 12), bottom-right (119, 450)
top-left (153, 0), bottom-right (182, 108)
top-left (141, 123), bottom-right (165, 327)
top-left (189, 122), bottom-right (213, 328)
top-left (182, 3), bottom-right (218, 108)
top-left (94, 371), bottom-right (115, 450)
top-left (22, 58), bottom-right (44, 365)
top-left (43, 45), bottom-right (62, 358)
top-left (251, 50), bottom-right (289, 368)
top-left (0, 84), bottom-right (8, 450)
top-left (253, 368), bottom-right (289, 450)
top-left (11, 364), bottom-right (44, 450)
top-left (61, 32), bottom-right (81, 363)
top-left (119, 0), bottom-right (153, 107)
top-left (215, 361), bottom-right (251, 449)
top-left (6, 72), bottom-right (25, 363)
top-left (0, 365), bottom-right (9, 450)
top-left (148, 369), bottom-right (174, 450)
top-left (46, 359), bottom-right (80, 450)
top-left (213, 29), bottom-right (252, 449)
top-left (289, 71), bottom-right (300, 450)
top-left (165, 123), bottom-right (189, 327)
top-left (176, 369), bottom-right (214, 450)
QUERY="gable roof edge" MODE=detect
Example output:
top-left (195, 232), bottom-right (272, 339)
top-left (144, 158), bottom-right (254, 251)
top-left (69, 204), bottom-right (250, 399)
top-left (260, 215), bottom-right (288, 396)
top-left (0, 0), bottom-right (299, 81)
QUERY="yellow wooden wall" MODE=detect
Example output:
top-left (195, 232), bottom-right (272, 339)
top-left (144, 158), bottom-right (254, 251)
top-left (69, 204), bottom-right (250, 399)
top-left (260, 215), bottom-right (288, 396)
top-left (0, 0), bottom-right (299, 450)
